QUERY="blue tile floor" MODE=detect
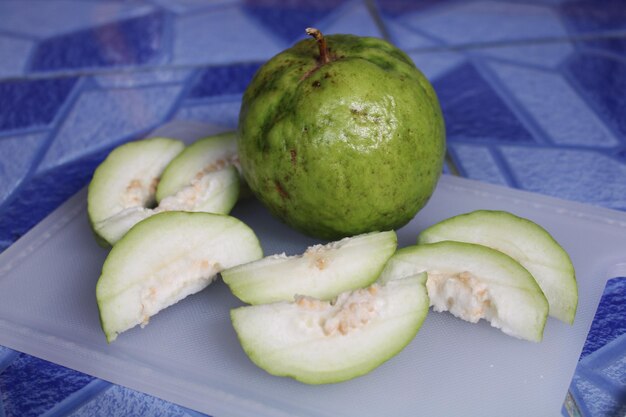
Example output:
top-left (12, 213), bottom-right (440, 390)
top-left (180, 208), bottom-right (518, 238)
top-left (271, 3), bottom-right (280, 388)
top-left (0, 0), bottom-right (625, 415)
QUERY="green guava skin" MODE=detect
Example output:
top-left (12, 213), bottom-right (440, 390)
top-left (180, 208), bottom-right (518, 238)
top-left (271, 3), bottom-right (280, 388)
top-left (238, 34), bottom-right (446, 239)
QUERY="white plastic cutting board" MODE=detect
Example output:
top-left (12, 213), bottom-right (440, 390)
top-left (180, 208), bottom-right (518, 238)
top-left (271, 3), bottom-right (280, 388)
top-left (1, 122), bottom-right (626, 417)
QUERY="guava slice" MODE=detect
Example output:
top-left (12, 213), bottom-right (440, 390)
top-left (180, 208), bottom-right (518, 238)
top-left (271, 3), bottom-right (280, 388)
top-left (96, 211), bottom-right (263, 342)
top-left (379, 241), bottom-right (548, 342)
top-left (88, 137), bottom-right (184, 246)
top-left (222, 231), bottom-right (397, 304)
top-left (231, 274), bottom-right (429, 384)
top-left (93, 167), bottom-right (240, 245)
top-left (156, 132), bottom-right (246, 202)
top-left (417, 210), bottom-right (577, 324)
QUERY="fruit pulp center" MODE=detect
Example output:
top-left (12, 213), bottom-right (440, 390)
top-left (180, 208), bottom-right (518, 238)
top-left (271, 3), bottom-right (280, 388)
top-left (426, 271), bottom-right (496, 324)
top-left (122, 177), bottom-right (159, 208)
top-left (296, 284), bottom-right (383, 336)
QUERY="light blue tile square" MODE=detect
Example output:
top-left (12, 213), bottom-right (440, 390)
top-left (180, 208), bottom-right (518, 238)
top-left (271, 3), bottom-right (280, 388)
top-left (400, 1), bottom-right (568, 46)
top-left (0, 1), bottom-right (155, 38)
top-left (172, 6), bottom-right (286, 66)
top-left (486, 61), bottom-right (619, 147)
top-left (0, 35), bottom-right (32, 78)
top-left (318, 1), bottom-right (382, 38)
top-left (175, 98), bottom-right (242, 129)
top-left (501, 147), bottom-right (626, 210)
top-left (0, 132), bottom-right (47, 204)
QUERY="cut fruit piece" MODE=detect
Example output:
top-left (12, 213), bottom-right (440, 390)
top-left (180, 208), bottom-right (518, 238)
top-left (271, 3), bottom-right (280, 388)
top-left (157, 165), bottom-right (239, 214)
top-left (156, 132), bottom-right (246, 202)
top-left (417, 210), bottom-right (577, 324)
top-left (96, 211), bottom-right (262, 342)
top-left (379, 241), bottom-right (548, 342)
top-left (93, 164), bottom-right (240, 245)
top-left (222, 231), bottom-right (397, 304)
top-left (231, 274), bottom-right (429, 384)
top-left (88, 137), bottom-right (185, 246)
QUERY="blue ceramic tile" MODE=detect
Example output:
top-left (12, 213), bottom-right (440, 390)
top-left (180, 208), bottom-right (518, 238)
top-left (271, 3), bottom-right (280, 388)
top-left (30, 11), bottom-right (165, 72)
top-left (449, 143), bottom-right (509, 186)
top-left (153, 0), bottom-right (241, 15)
top-left (318, 1), bottom-right (382, 38)
top-left (0, 353), bottom-right (93, 417)
top-left (66, 385), bottom-right (206, 417)
top-left (176, 99), bottom-right (242, 129)
top-left (0, 1), bottom-right (155, 38)
top-left (0, 35), bottom-right (32, 78)
top-left (578, 37), bottom-right (626, 58)
top-left (242, 0), bottom-right (349, 43)
top-left (475, 42), bottom-right (574, 69)
top-left (188, 63), bottom-right (262, 99)
top-left (381, 1), bottom-right (568, 47)
top-left (38, 84), bottom-right (182, 172)
top-left (94, 68), bottom-right (192, 88)
top-left (564, 278), bottom-right (626, 417)
top-left (486, 61), bottom-right (619, 147)
top-left (0, 132), bottom-right (47, 203)
top-left (0, 77), bottom-right (77, 132)
top-left (501, 147), bottom-right (626, 211)
top-left (570, 373), bottom-right (626, 417)
top-left (432, 62), bottom-right (534, 143)
top-left (387, 21), bottom-right (437, 50)
top-left (0, 146), bottom-right (111, 246)
top-left (565, 51), bottom-right (626, 139)
top-left (580, 278), bottom-right (626, 359)
top-left (559, 0), bottom-right (626, 35)
top-left (172, 6), bottom-right (285, 66)
top-left (374, 0), bottom-right (445, 18)
top-left (408, 51), bottom-right (464, 81)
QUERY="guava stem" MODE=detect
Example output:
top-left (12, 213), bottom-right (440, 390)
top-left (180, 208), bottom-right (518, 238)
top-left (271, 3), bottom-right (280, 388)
top-left (306, 27), bottom-right (330, 65)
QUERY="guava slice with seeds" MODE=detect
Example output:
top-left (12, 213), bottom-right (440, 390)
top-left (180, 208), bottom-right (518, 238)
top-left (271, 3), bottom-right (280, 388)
top-left (156, 132), bottom-right (246, 202)
top-left (231, 274), bottom-right (428, 384)
top-left (88, 137), bottom-right (184, 246)
top-left (379, 241), bottom-right (548, 342)
top-left (222, 231), bottom-right (397, 304)
top-left (417, 210), bottom-right (577, 324)
top-left (96, 211), bottom-right (262, 342)
top-left (93, 167), bottom-right (241, 245)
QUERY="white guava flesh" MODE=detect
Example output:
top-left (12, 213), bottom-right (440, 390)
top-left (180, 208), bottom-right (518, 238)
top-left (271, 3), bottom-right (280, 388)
top-left (417, 210), bottom-right (577, 324)
top-left (96, 211), bottom-right (262, 342)
top-left (231, 274), bottom-right (429, 384)
top-left (379, 241), bottom-right (548, 342)
top-left (93, 165), bottom-right (240, 245)
top-left (156, 132), bottom-right (245, 202)
top-left (222, 231), bottom-right (397, 304)
top-left (88, 137), bottom-right (184, 246)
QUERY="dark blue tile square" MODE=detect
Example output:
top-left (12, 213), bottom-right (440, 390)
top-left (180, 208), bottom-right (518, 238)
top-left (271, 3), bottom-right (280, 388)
top-left (242, 0), bottom-right (349, 42)
top-left (560, 0), bottom-right (626, 35)
top-left (187, 62), bottom-right (262, 99)
top-left (0, 147), bottom-right (111, 248)
top-left (0, 77), bottom-right (77, 131)
top-left (30, 11), bottom-right (165, 72)
top-left (566, 51), bottom-right (626, 139)
top-left (432, 63), bottom-right (533, 143)
top-left (0, 353), bottom-right (94, 417)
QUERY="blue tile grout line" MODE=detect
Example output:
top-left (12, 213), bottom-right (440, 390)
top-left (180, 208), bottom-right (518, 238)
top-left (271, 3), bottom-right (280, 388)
top-left (0, 77), bottom-right (87, 214)
top-left (560, 56), bottom-right (626, 148)
top-left (39, 379), bottom-right (112, 417)
top-left (469, 56), bottom-right (554, 146)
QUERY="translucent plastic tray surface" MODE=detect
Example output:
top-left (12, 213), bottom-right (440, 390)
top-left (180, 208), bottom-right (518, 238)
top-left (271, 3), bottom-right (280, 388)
top-left (1, 127), bottom-right (626, 417)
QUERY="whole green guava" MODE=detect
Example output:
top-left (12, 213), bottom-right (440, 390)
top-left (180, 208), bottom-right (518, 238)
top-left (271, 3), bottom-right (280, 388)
top-left (238, 28), bottom-right (445, 239)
